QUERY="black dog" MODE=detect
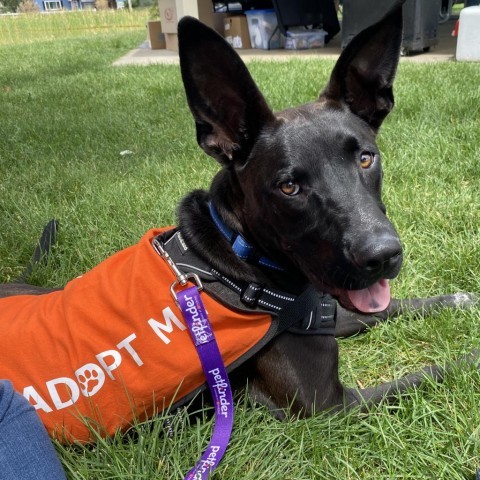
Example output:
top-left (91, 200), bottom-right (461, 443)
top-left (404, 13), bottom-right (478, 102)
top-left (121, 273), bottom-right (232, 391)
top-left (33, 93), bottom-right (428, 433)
top-left (175, 5), bottom-right (477, 416)
top-left (0, 4), bottom-right (476, 425)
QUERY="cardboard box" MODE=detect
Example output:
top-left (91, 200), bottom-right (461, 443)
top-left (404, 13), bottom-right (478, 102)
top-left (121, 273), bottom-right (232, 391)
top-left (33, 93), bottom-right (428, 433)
top-left (198, 0), bottom-right (224, 32)
top-left (158, 0), bottom-right (178, 34)
top-left (147, 20), bottom-right (166, 49)
top-left (158, 0), bottom-right (223, 34)
top-left (165, 32), bottom-right (178, 51)
top-left (224, 15), bottom-right (251, 49)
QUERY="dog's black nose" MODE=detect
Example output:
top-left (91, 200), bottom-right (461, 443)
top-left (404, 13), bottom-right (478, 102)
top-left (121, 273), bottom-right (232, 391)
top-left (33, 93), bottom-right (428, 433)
top-left (352, 235), bottom-right (402, 277)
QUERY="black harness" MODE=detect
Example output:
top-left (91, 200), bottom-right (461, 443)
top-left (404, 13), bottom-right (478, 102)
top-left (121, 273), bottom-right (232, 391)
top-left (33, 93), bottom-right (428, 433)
top-left (156, 228), bottom-right (337, 337)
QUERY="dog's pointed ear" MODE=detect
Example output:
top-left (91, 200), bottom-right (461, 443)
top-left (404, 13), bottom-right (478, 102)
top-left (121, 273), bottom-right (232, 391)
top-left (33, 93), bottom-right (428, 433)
top-left (178, 16), bottom-right (276, 165)
top-left (319, 3), bottom-right (403, 131)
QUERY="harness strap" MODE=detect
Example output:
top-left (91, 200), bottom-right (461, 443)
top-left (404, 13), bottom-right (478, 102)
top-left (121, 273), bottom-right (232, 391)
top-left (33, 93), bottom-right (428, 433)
top-left (156, 229), bottom-right (337, 336)
top-left (211, 268), bottom-right (336, 336)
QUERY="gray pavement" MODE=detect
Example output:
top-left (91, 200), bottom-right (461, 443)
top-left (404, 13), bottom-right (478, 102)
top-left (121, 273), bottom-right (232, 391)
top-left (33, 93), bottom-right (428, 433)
top-left (113, 17), bottom-right (460, 66)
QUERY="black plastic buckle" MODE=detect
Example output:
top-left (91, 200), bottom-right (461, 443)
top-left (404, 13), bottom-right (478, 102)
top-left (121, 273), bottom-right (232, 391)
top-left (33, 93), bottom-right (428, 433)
top-left (241, 282), bottom-right (264, 308)
top-left (288, 294), bottom-right (337, 335)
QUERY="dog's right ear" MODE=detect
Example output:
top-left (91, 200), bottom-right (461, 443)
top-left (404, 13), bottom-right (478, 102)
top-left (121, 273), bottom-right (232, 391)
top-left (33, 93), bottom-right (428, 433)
top-left (178, 17), bottom-right (276, 165)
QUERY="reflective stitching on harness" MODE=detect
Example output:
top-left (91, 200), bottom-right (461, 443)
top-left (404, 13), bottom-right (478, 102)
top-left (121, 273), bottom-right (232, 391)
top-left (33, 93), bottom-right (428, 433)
top-left (211, 269), bottom-right (294, 306)
top-left (306, 311), bottom-right (314, 330)
top-left (211, 269), bottom-right (242, 293)
top-left (258, 299), bottom-right (282, 311)
top-left (263, 289), bottom-right (295, 302)
top-left (164, 234), bottom-right (176, 246)
top-left (177, 263), bottom-right (215, 278)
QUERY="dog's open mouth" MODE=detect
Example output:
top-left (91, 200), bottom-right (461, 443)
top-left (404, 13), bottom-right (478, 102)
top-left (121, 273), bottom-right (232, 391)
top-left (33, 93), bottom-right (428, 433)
top-left (309, 272), bottom-right (392, 313)
top-left (301, 258), bottom-right (394, 314)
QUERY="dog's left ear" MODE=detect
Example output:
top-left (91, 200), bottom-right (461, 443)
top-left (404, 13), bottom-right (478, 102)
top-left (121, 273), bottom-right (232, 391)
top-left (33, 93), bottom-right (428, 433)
top-left (320, 4), bottom-right (403, 131)
top-left (178, 17), bottom-right (276, 165)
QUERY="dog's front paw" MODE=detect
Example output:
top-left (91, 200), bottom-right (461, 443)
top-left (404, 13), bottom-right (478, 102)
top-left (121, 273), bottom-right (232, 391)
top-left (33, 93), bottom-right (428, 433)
top-left (385, 293), bottom-right (478, 318)
top-left (441, 292), bottom-right (478, 310)
top-left (459, 348), bottom-right (480, 367)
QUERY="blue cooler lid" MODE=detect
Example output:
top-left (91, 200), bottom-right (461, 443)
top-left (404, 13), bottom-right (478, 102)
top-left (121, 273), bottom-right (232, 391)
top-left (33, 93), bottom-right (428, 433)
top-left (244, 9), bottom-right (275, 14)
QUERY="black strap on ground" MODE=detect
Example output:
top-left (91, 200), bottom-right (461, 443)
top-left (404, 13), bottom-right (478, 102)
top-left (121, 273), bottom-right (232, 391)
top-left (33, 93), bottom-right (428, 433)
top-left (15, 219), bottom-right (59, 284)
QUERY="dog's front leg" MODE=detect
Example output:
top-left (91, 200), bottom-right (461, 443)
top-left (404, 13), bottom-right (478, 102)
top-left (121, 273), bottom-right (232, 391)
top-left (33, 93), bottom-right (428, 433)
top-left (344, 349), bottom-right (479, 411)
top-left (335, 293), bottom-right (478, 338)
top-left (246, 333), bottom-right (346, 418)
top-left (384, 293), bottom-right (477, 317)
top-left (246, 332), bottom-right (451, 417)
top-left (247, 334), bottom-right (479, 418)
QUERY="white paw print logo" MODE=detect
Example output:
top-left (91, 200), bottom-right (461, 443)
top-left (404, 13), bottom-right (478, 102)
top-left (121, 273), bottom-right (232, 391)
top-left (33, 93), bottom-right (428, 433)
top-left (75, 364), bottom-right (105, 397)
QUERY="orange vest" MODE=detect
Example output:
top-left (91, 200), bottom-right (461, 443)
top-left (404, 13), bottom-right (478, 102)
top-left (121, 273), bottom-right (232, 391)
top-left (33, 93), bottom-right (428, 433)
top-left (0, 228), bottom-right (272, 442)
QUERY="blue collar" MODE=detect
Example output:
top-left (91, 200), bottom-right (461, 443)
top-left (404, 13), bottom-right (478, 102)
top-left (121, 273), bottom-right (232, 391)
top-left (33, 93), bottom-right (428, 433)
top-left (208, 202), bottom-right (285, 272)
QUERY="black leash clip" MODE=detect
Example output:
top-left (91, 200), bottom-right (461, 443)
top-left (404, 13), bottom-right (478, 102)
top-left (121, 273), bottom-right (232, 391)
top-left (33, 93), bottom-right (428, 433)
top-left (152, 237), bottom-right (204, 306)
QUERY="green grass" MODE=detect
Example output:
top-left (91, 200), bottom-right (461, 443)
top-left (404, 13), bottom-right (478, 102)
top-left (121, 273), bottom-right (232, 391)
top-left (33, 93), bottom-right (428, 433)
top-left (0, 9), bottom-right (150, 46)
top-left (1, 16), bottom-right (480, 479)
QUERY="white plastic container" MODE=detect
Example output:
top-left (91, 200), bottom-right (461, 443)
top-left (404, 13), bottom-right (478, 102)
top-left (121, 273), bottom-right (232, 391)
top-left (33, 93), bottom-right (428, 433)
top-left (245, 9), bottom-right (283, 50)
top-left (285, 28), bottom-right (326, 50)
top-left (456, 6), bottom-right (480, 61)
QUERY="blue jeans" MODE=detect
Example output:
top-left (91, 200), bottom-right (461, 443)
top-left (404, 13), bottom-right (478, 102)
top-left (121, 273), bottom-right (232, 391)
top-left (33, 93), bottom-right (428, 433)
top-left (0, 380), bottom-right (66, 479)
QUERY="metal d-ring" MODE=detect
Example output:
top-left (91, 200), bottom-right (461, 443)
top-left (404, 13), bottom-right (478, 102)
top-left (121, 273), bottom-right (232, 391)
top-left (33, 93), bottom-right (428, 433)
top-left (169, 272), bottom-right (204, 306)
top-left (152, 237), bottom-right (204, 305)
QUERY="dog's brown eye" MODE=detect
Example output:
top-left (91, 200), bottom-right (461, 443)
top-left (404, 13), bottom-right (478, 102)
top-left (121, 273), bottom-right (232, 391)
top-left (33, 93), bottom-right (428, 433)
top-left (360, 152), bottom-right (375, 169)
top-left (279, 181), bottom-right (300, 196)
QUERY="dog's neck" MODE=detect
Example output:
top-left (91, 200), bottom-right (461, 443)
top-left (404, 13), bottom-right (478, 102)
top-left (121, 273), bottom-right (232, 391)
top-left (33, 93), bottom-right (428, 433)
top-left (177, 189), bottom-right (306, 295)
top-left (207, 202), bottom-right (285, 272)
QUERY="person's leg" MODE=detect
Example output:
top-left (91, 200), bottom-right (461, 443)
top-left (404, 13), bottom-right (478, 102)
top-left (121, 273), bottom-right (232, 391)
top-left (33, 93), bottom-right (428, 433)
top-left (0, 380), bottom-right (66, 480)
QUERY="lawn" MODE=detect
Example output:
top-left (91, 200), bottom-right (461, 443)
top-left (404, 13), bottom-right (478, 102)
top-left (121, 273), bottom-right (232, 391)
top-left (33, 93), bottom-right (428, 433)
top-left (1, 12), bottom-right (480, 480)
top-left (0, 9), bottom-right (149, 46)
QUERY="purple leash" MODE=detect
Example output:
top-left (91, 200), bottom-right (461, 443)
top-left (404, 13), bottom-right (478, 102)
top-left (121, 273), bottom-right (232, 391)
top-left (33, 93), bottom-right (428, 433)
top-left (177, 286), bottom-right (234, 480)
top-left (153, 239), bottom-right (234, 479)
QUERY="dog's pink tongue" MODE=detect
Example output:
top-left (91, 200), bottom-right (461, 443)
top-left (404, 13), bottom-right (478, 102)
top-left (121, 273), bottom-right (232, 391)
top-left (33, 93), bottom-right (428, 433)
top-left (347, 279), bottom-right (390, 313)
